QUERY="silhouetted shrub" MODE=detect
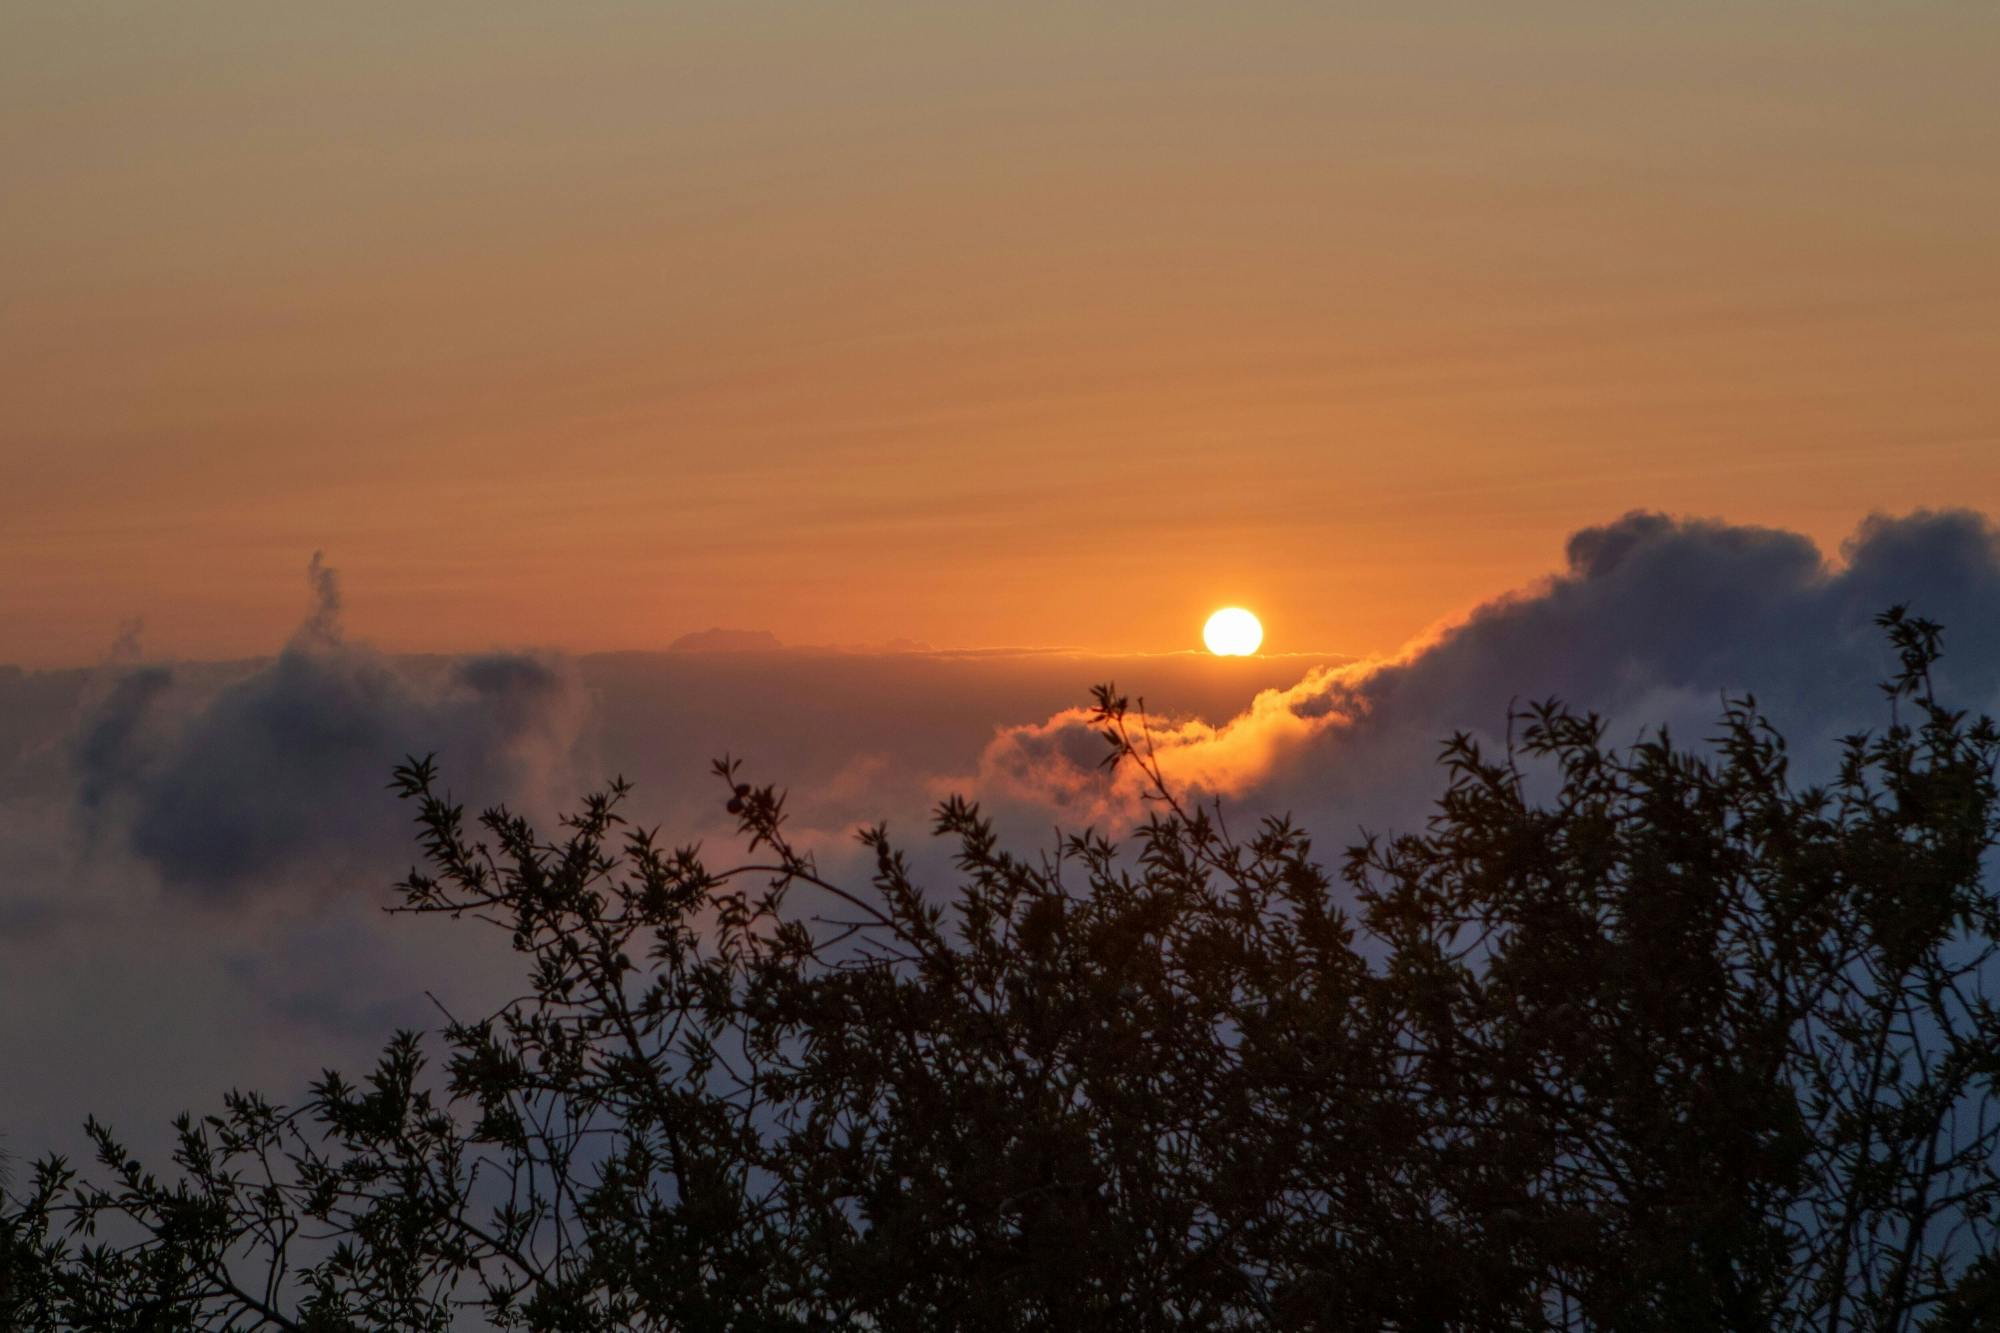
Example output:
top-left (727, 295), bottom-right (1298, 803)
top-left (4, 609), bottom-right (1999, 1330)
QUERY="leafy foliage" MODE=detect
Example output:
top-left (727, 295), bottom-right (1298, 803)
top-left (5, 609), bottom-right (2000, 1330)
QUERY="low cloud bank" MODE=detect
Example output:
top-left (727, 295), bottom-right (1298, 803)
top-left (3, 509), bottom-right (1998, 1162)
top-left (26, 511), bottom-right (2000, 906)
top-left (964, 510), bottom-right (2000, 835)
top-left (72, 554), bottom-right (590, 902)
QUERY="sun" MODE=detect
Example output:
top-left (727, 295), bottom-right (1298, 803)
top-left (1203, 607), bottom-right (1263, 656)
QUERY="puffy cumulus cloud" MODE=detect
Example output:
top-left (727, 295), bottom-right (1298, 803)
top-left (73, 555), bottom-right (591, 903)
top-left (962, 510), bottom-right (2000, 837)
top-left (958, 666), bottom-right (1359, 827)
top-left (73, 666), bottom-right (174, 819)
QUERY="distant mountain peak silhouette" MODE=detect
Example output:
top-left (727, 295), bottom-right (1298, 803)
top-left (667, 627), bottom-right (784, 654)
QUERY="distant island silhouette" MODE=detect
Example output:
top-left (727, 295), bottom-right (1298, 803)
top-left (665, 628), bottom-right (939, 655)
top-left (666, 627), bottom-right (785, 653)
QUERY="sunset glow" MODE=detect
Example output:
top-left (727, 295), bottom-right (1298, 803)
top-left (6, 7), bottom-right (2000, 1323)
top-left (3, 7), bottom-right (1997, 666)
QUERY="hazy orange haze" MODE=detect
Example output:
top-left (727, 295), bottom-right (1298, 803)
top-left (5, 2), bottom-right (1998, 665)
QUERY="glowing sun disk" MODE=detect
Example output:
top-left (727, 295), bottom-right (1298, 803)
top-left (1203, 607), bottom-right (1263, 656)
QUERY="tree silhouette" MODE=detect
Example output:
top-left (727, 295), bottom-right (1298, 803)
top-left (4, 609), bottom-right (1999, 1330)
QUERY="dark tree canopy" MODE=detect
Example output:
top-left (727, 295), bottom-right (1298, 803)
top-left (5, 609), bottom-right (2000, 1330)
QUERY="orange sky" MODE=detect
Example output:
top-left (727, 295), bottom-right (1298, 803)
top-left (5, 2), bottom-right (1998, 667)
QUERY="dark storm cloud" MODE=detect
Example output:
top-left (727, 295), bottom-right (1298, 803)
top-left (72, 556), bottom-right (590, 902)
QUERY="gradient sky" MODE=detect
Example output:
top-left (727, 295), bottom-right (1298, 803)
top-left (6, 2), bottom-right (1998, 666)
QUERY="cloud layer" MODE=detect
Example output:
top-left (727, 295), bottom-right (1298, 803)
top-left (963, 509), bottom-right (2000, 837)
top-left (72, 555), bottom-right (590, 902)
top-left (23, 511), bottom-right (2000, 908)
top-left (6, 510), bottom-right (2000, 1164)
